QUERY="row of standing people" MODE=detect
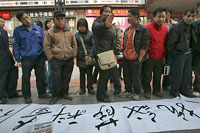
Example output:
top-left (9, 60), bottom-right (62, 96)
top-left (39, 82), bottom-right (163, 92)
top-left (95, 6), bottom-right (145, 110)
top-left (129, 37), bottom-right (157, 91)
top-left (0, 6), bottom-right (199, 104)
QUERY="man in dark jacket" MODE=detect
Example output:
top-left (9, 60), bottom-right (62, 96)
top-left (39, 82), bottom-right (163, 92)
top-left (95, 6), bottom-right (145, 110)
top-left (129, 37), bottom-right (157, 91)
top-left (0, 17), bottom-right (16, 104)
top-left (13, 11), bottom-right (49, 104)
top-left (191, 19), bottom-right (200, 96)
top-left (168, 8), bottom-right (198, 97)
top-left (119, 8), bottom-right (149, 100)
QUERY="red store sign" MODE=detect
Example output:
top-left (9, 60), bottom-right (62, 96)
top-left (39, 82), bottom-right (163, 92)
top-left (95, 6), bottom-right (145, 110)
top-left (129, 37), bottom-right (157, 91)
top-left (0, 11), bottom-right (10, 19)
top-left (86, 9), bottom-right (147, 17)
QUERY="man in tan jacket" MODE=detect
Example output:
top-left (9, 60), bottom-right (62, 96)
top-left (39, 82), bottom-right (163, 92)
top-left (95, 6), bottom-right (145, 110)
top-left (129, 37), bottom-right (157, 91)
top-left (44, 11), bottom-right (77, 104)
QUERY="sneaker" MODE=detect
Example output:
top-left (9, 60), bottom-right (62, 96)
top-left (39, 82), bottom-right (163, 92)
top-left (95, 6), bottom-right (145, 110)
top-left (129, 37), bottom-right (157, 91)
top-left (192, 91), bottom-right (200, 97)
top-left (144, 93), bottom-right (151, 99)
top-left (132, 94), bottom-right (139, 101)
top-left (119, 91), bottom-right (132, 98)
top-left (25, 98), bottom-right (32, 104)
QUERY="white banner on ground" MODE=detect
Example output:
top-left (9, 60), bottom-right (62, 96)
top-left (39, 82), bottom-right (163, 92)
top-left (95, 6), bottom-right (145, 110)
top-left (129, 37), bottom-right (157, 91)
top-left (0, 96), bottom-right (200, 133)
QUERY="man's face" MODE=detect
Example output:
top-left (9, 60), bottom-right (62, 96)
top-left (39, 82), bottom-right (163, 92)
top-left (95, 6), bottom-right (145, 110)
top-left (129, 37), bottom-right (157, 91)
top-left (183, 11), bottom-right (197, 25)
top-left (0, 18), bottom-right (5, 28)
top-left (127, 12), bottom-right (138, 25)
top-left (54, 16), bottom-right (66, 28)
top-left (153, 11), bottom-right (166, 26)
top-left (20, 13), bottom-right (31, 26)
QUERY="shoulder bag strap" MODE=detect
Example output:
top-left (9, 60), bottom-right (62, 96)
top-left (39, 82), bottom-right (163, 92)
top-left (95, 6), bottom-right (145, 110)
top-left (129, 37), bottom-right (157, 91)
top-left (80, 35), bottom-right (88, 56)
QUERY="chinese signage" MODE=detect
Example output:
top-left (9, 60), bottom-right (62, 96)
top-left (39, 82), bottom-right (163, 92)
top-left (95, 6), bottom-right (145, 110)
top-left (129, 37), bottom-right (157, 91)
top-left (0, 0), bottom-right (145, 7)
top-left (0, 12), bottom-right (10, 19)
top-left (1, 96), bottom-right (200, 132)
top-left (27, 10), bottom-right (75, 18)
top-left (86, 9), bottom-right (147, 17)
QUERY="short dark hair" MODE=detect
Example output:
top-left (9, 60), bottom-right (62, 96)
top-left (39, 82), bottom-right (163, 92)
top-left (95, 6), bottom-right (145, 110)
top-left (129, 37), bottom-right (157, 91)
top-left (128, 8), bottom-right (140, 18)
top-left (34, 21), bottom-right (43, 29)
top-left (165, 7), bottom-right (173, 14)
top-left (184, 8), bottom-right (198, 15)
top-left (153, 7), bottom-right (166, 17)
top-left (100, 5), bottom-right (112, 15)
top-left (16, 10), bottom-right (27, 21)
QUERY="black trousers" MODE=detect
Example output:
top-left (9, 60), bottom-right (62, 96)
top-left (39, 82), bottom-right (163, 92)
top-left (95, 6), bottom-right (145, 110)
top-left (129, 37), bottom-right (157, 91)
top-left (96, 66), bottom-right (121, 99)
top-left (170, 53), bottom-right (192, 95)
top-left (6, 66), bottom-right (18, 97)
top-left (79, 66), bottom-right (93, 90)
top-left (51, 58), bottom-right (74, 97)
top-left (22, 56), bottom-right (46, 99)
top-left (0, 70), bottom-right (8, 100)
top-left (123, 59), bottom-right (141, 94)
top-left (142, 58), bottom-right (164, 94)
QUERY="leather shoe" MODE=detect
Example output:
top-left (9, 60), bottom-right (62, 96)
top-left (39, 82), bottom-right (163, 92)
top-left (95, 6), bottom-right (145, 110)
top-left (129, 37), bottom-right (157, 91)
top-left (49, 97), bottom-right (59, 104)
top-left (170, 92), bottom-right (180, 98)
top-left (144, 93), bottom-right (151, 99)
top-left (97, 97), bottom-right (111, 102)
top-left (25, 98), bottom-right (32, 104)
top-left (88, 88), bottom-right (95, 95)
top-left (79, 90), bottom-right (86, 95)
top-left (38, 93), bottom-right (50, 98)
top-left (153, 92), bottom-right (163, 97)
top-left (62, 95), bottom-right (73, 100)
top-left (113, 89), bottom-right (121, 95)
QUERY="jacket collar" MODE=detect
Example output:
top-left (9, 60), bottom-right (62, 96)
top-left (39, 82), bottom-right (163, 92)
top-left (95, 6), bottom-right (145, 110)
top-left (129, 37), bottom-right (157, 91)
top-left (19, 24), bottom-right (37, 31)
top-left (179, 19), bottom-right (191, 30)
top-left (53, 23), bottom-right (70, 33)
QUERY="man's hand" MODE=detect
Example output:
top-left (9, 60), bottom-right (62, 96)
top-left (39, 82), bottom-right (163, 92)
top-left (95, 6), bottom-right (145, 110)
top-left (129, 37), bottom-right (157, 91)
top-left (105, 13), bottom-right (114, 28)
top-left (17, 62), bottom-right (22, 67)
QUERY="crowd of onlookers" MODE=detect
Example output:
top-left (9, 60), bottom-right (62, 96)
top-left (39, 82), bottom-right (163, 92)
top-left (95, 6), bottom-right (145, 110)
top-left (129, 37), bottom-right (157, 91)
top-left (0, 5), bottom-right (199, 104)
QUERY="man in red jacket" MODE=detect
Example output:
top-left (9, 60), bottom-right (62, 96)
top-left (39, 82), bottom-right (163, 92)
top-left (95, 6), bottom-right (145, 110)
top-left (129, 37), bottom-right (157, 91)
top-left (142, 7), bottom-right (168, 99)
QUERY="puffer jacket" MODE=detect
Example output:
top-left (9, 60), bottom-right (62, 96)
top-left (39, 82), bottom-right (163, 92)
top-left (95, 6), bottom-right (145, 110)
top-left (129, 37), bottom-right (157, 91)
top-left (44, 24), bottom-right (77, 61)
top-left (75, 30), bottom-right (94, 68)
top-left (92, 18), bottom-right (119, 55)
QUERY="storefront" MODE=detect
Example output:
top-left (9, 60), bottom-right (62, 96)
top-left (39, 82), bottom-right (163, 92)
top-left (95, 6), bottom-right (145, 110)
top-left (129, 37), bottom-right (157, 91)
top-left (85, 8), bottom-right (147, 32)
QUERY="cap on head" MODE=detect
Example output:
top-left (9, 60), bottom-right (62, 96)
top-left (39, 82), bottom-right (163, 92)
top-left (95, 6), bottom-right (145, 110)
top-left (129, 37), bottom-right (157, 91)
top-left (54, 11), bottom-right (65, 18)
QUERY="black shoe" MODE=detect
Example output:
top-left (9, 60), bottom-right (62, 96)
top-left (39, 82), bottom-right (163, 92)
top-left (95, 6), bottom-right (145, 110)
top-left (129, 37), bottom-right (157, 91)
top-left (113, 89), bottom-right (121, 95)
top-left (170, 92), bottom-right (180, 98)
top-left (49, 97), bottom-right (59, 104)
top-left (163, 86), bottom-right (170, 91)
top-left (88, 88), bottom-right (95, 95)
top-left (0, 98), bottom-right (7, 104)
top-left (25, 98), bottom-right (32, 104)
top-left (8, 93), bottom-right (22, 99)
top-left (79, 89), bottom-right (86, 95)
top-left (97, 97), bottom-right (111, 102)
top-left (63, 95), bottom-right (73, 100)
top-left (181, 91), bottom-right (196, 98)
top-left (153, 92), bottom-right (163, 97)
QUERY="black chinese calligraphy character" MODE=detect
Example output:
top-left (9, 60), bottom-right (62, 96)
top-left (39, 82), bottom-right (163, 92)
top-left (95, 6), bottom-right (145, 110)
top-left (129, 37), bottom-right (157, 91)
top-left (93, 105), bottom-right (118, 130)
top-left (123, 105), bottom-right (156, 123)
top-left (157, 103), bottom-right (200, 121)
top-left (21, 107), bottom-right (52, 118)
top-left (13, 117), bottom-right (36, 131)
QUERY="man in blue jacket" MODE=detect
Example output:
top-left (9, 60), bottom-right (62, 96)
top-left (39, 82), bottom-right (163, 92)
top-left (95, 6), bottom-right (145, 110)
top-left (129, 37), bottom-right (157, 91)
top-left (13, 10), bottom-right (49, 104)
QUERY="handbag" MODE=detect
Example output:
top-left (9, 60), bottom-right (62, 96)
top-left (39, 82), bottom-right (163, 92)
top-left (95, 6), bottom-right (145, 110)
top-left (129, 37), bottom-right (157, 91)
top-left (97, 50), bottom-right (117, 70)
top-left (80, 36), bottom-right (96, 65)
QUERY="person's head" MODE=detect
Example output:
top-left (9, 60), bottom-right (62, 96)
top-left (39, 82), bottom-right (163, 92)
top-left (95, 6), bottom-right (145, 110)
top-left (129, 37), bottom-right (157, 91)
top-left (0, 16), bottom-right (5, 28)
top-left (77, 18), bottom-right (88, 33)
top-left (100, 5), bottom-right (112, 21)
top-left (45, 19), bottom-right (54, 31)
top-left (127, 8), bottom-right (140, 26)
top-left (16, 10), bottom-right (31, 26)
top-left (33, 21), bottom-right (43, 29)
top-left (153, 7), bottom-right (166, 26)
top-left (165, 7), bottom-right (173, 20)
top-left (53, 11), bottom-right (66, 28)
top-left (183, 8), bottom-right (198, 25)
